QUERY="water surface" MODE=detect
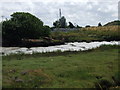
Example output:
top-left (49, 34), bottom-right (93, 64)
top-left (1, 41), bottom-right (119, 55)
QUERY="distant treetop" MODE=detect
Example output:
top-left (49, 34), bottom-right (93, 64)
top-left (98, 22), bottom-right (102, 27)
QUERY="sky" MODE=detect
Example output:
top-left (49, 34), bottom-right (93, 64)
top-left (0, 0), bottom-right (119, 27)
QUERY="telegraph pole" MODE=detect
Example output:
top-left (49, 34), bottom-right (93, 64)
top-left (59, 9), bottom-right (61, 18)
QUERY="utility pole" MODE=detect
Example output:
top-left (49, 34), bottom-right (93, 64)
top-left (59, 9), bottom-right (61, 18)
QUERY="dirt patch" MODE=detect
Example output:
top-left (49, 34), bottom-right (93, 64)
top-left (27, 69), bottom-right (52, 84)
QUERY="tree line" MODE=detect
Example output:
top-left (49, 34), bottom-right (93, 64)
top-left (53, 16), bottom-right (103, 28)
top-left (53, 16), bottom-right (81, 28)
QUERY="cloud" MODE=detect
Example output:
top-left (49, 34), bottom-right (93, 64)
top-left (0, 0), bottom-right (119, 2)
top-left (0, 0), bottom-right (119, 26)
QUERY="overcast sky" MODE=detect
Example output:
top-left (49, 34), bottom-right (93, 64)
top-left (0, 0), bottom-right (119, 27)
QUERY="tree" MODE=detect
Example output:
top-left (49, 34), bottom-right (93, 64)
top-left (59, 16), bottom-right (67, 28)
top-left (2, 12), bottom-right (51, 46)
top-left (42, 25), bottom-right (51, 37)
top-left (85, 25), bottom-right (90, 28)
top-left (53, 20), bottom-right (60, 27)
top-left (2, 19), bottom-right (22, 45)
top-left (98, 22), bottom-right (102, 27)
top-left (53, 16), bottom-right (67, 28)
top-left (68, 22), bottom-right (75, 28)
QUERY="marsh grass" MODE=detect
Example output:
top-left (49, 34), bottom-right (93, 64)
top-left (51, 26), bottom-right (119, 42)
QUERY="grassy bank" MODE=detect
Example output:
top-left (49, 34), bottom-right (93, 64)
top-left (2, 45), bottom-right (119, 88)
top-left (51, 26), bottom-right (119, 42)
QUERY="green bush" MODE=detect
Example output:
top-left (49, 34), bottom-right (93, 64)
top-left (2, 12), bottom-right (51, 46)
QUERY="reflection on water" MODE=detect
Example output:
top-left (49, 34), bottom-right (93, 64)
top-left (1, 41), bottom-right (119, 55)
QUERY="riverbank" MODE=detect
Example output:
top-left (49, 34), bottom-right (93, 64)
top-left (2, 45), bottom-right (119, 88)
top-left (2, 25), bottom-right (119, 47)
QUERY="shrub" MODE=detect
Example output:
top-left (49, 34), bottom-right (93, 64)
top-left (95, 79), bottom-right (112, 90)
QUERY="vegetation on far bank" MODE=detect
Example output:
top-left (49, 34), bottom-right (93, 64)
top-left (2, 45), bottom-right (120, 88)
top-left (1, 12), bottom-right (120, 47)
top-left (51, 25), bottom-right (119, 42)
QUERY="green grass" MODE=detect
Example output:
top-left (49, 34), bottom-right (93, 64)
top-left (2, 45), bottom-right (119, 88)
